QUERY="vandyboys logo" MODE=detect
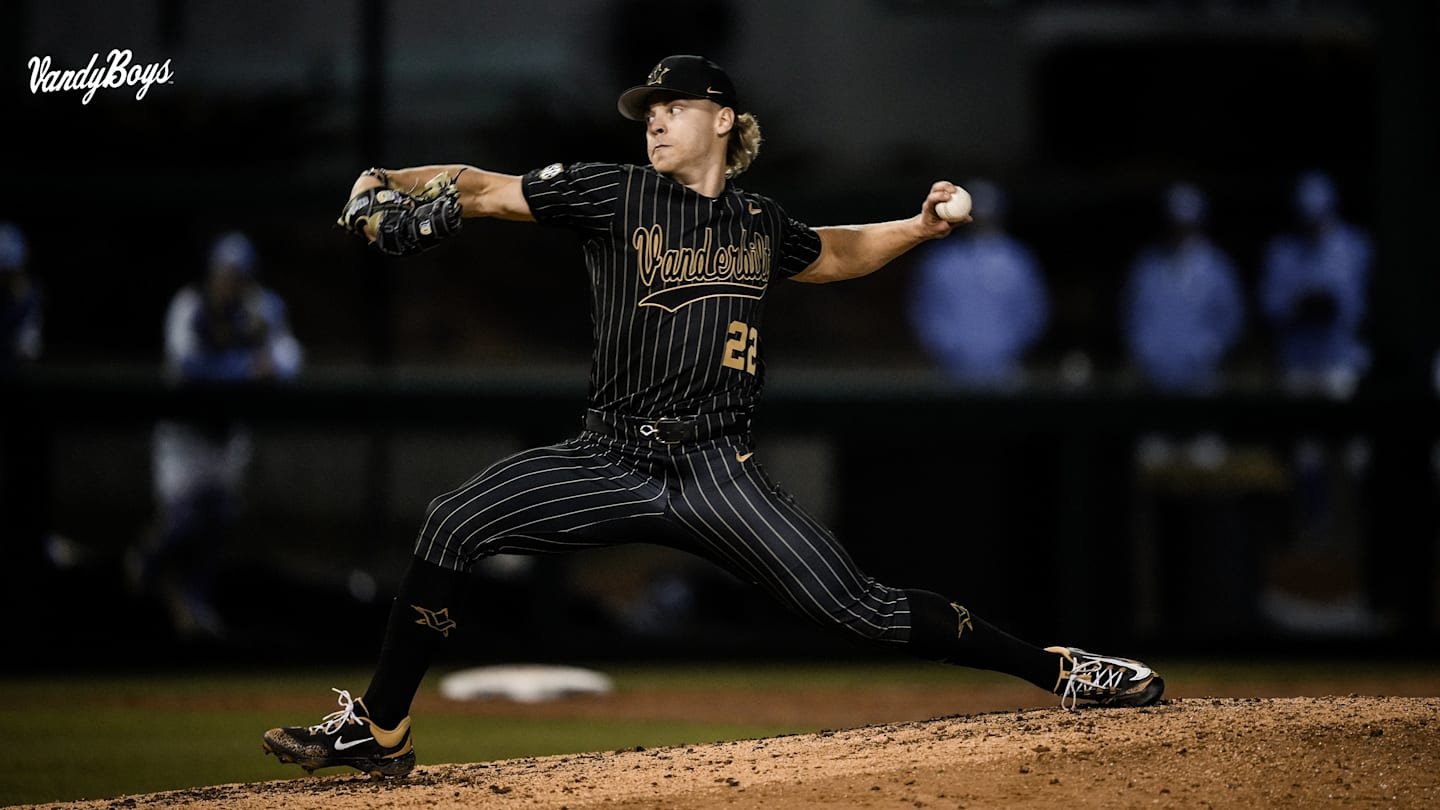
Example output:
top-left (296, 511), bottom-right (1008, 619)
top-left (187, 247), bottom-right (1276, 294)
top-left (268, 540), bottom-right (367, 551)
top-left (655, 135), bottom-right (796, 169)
top-left (27, 49), bottom-right (174, 105)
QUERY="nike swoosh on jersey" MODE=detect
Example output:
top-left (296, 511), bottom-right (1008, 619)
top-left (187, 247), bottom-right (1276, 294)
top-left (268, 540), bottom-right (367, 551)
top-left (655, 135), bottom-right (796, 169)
top-left (334, 736), bottom-right (375, 751)
top-left (735, 451), bottom-right (754, 462)
top-left (747, 205), bottom-right (762, 215)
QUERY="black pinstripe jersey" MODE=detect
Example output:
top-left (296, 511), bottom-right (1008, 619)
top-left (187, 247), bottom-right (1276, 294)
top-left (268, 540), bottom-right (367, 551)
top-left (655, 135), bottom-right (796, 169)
top-left (521, 162), bottom-right (822, 420)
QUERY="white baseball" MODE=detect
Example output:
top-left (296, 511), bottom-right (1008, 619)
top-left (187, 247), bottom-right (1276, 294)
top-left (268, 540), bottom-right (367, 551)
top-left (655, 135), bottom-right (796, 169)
top-left (935, 186), bottom-right (972, 222)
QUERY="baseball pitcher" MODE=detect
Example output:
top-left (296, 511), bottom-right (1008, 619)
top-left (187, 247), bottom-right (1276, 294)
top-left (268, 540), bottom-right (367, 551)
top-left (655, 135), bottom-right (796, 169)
top-left (263, 55), bottom-right (1163, 778)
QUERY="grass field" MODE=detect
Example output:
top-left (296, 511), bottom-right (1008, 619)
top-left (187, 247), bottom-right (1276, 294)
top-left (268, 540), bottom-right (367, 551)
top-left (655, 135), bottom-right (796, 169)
top-left (2, 659), bottom-right (1436, 807)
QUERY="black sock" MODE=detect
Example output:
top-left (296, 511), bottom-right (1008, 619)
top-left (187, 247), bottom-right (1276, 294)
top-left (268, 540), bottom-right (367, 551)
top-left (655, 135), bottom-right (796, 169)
top-left (904, 588), bottom-right (1059, 692)
top-left (362, 558), bottom-right (468, 728)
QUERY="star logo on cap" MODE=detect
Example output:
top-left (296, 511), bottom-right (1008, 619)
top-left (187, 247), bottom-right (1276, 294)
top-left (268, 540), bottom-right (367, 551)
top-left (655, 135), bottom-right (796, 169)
top-left (646, 64), bottom-right (670, 86)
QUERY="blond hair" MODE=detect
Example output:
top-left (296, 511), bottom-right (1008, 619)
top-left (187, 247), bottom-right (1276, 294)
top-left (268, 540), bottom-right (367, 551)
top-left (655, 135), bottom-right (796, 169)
top-left (725, 113), bottom-right (762, 178)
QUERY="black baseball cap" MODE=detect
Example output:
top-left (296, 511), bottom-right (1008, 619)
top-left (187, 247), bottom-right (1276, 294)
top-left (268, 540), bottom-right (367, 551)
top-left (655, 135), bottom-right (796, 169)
top-left (617, 55), bottom-right (741, 121)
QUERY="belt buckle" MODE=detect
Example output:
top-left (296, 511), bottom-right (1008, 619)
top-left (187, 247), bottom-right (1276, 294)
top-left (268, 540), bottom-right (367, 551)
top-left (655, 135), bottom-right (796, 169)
top-left (640, 417), bottom-right (688, 445)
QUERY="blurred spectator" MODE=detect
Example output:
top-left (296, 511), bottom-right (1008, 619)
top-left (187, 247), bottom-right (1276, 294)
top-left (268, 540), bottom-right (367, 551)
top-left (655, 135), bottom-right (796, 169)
top-left (1, 221), bottom-right (46, 619)
top-left (1121, 182), bottom-right (1246, 394)
top-left (127, 231), bottom-right (302, 639)
top-left (1257, 171), bottom-right (1380, 635)
top-left (1259, 169), bottom-right (1372, 399)
top-left (908, 179), bottom-right (1049, 388)
top-left (1124, 184), bottom-right (1250, 594)
top-left (0, 222), bottom-right (42, 373)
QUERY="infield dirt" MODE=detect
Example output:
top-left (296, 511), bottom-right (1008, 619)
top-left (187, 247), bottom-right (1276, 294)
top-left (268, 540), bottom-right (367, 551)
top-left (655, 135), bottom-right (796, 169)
top-left (27, 695), bottom-right (1438, 809)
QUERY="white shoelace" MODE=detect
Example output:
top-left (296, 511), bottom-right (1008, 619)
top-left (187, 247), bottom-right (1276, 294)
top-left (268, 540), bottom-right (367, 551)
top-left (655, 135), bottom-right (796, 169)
top-left (1058, 658), bottom-right (1127, 710)
top-left (307, 688), bottom-right (362, 735)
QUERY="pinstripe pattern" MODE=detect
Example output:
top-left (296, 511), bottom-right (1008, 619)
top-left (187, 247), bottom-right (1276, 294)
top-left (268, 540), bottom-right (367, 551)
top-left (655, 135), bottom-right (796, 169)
top-left (413, 161), bottom-right (911, 644)
top-left (416, 433), bottom-right (911, 644)
top-left (522, 162), bottom-right (819, 419)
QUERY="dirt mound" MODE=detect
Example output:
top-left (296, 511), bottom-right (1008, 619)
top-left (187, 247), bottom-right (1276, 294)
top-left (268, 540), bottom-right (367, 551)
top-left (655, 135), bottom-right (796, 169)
top-left (32, 696), bottom-right (1439, 809)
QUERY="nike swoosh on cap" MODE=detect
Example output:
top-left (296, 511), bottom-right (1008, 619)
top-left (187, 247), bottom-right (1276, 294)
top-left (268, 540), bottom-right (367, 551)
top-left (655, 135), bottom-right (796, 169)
top-left (706, 86), bottom-right (723, 95)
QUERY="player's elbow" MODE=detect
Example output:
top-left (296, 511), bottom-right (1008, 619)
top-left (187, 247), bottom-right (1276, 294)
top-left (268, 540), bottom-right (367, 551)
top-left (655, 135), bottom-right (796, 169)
top-left (790, 256), bottom-right (852, 284)
top-left (463, 173), bottom-right (535, 222)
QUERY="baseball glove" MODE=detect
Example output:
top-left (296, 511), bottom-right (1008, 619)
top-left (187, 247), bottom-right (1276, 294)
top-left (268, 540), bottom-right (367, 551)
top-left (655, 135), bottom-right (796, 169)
top-left (337, 170), bottom-right (464, 256)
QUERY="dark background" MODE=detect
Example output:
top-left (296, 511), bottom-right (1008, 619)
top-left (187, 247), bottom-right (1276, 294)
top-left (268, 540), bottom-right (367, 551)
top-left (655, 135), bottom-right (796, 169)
top-left (2, 0), bottom-right (1437, 669)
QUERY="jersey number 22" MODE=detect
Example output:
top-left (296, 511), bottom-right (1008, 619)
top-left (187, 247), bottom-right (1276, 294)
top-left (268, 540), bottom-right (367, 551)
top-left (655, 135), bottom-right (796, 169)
top-left (722, 320), bottom-right (758, 376)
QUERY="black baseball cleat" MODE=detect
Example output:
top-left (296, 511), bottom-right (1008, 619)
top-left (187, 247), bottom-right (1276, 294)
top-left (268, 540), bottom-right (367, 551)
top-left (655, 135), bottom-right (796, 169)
top-left (262, 688), bottom-right (416, 777)
top-left (1045, 646), bottom-right (1165, 709)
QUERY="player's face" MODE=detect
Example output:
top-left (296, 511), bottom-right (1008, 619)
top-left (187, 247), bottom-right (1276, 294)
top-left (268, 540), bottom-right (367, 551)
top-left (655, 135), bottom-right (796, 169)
top-left (644, 97), bottom-right (728, 176)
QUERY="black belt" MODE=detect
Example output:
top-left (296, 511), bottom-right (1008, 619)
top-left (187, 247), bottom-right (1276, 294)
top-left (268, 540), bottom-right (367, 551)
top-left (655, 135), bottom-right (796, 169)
top-left (583, 409), bottom-right (747, 445)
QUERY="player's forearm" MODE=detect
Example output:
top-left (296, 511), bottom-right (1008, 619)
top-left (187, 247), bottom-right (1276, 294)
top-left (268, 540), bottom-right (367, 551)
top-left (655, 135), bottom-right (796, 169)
top-left (352, 164), bottom-right (533, 221)
top-left (799, 218), bottom-right (932, 284)
top-left (794, 182), bottom-right (961, 284)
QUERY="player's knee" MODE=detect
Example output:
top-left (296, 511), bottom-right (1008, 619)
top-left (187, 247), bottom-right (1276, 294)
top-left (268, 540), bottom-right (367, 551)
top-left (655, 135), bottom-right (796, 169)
top-left (418, 494), bottom-right (472, 548)
top-left (422, 492), bottom-right (474, 530)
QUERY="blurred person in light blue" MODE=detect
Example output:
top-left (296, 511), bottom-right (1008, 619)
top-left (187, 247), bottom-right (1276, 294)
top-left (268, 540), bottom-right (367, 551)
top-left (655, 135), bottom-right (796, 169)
top-left (1123, 186), bottom-right (1252, 637)
top-left (1259, 170), bottom-right (1372, 399)
top-left (0, 222), bottom-right (42, 373)
top-left (161, 232), bottom-right (302, 384)
top-left (1256, 171), bottom-right (1381, 635)
top-left (129, 231), bottom-right (302, 639)
top-left (909, 179), bottom-right (1049, 388)
top-left (1122, 182), bottom-right (1245, 393)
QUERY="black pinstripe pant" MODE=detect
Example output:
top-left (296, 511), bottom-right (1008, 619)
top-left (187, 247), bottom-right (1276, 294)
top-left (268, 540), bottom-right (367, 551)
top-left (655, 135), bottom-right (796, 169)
top-left (414, 428), bottom-right (912, 646)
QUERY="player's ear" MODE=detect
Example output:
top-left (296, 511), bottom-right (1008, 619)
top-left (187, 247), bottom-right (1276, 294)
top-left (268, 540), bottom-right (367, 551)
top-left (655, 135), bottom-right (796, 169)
top-left (715, 106), bottom-right (735, 137)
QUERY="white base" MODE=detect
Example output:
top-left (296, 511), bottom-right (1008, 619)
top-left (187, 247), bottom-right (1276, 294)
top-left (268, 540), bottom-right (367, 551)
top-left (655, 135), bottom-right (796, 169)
top-left (439, 664), bottom-right (614, 703)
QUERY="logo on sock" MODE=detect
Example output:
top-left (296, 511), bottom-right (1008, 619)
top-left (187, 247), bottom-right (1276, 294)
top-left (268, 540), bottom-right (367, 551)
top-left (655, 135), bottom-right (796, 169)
top-left (950, 603), bottom-right (975, 639)
top-left (411, 604), bottom-right (458, 637)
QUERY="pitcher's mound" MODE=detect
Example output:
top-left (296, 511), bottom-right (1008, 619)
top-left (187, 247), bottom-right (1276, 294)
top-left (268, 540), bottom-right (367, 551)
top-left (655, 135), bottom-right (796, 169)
top-left (41, 696), bottom-right (1440, 809)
